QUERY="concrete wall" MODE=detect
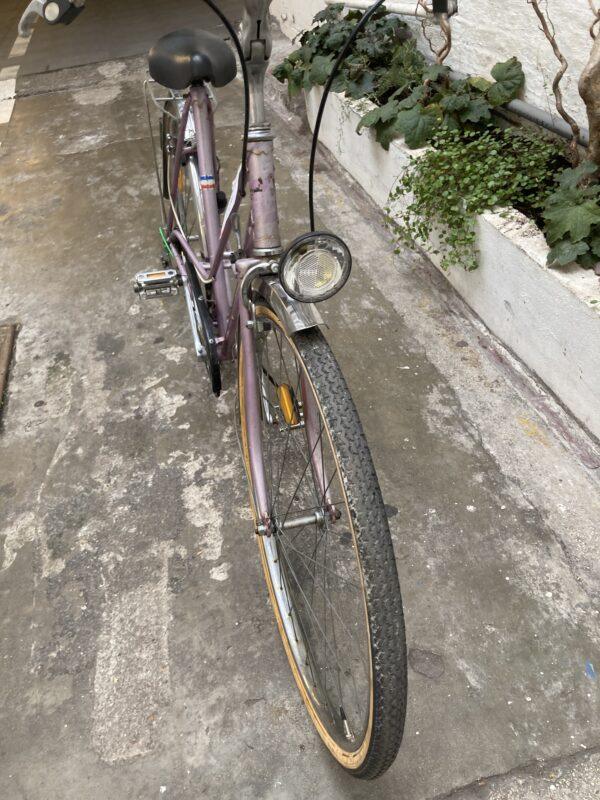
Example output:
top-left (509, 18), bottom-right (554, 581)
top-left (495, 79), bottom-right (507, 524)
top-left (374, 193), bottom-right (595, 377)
top-left (271, 0), bottom-right (593, 130)
top-left (305, 86), bottom-right (600, 442)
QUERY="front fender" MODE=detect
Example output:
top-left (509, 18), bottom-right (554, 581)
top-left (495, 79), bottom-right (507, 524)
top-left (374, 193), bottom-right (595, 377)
top-left (251, 276), bottom-right (323, 335)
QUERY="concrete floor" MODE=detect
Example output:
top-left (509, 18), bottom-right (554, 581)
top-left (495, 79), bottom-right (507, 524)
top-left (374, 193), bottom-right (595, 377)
top-left (1, 5), bottom-right (600, 799)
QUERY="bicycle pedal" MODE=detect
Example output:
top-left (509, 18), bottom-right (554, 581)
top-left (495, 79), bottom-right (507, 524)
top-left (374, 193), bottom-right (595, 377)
top-left (134, 268), bottom-right (181, 299)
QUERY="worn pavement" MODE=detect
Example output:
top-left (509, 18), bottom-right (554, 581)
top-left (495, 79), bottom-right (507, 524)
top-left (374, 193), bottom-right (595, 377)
top-left (0, 5), bottom-right (600, 799)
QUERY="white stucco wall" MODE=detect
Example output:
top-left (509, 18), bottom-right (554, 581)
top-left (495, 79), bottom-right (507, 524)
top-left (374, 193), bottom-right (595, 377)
top-left (304, 86), bottom-right (600, 440)
top-left (270, 0), bottom-right (593, 129)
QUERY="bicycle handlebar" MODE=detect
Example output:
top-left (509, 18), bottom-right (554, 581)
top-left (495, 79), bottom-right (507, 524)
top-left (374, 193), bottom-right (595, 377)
top-left (18, 0), bottom-right (43, 37)
top-left (18, 0), bottom-right (85, 38)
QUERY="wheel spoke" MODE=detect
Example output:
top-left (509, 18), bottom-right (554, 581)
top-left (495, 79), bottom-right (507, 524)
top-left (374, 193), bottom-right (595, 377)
top-left (245, 313), bottom-right (373, 750)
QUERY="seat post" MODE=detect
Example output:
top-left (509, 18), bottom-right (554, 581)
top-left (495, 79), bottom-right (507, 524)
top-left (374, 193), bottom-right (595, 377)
top-left (239, 0), bottom-right (272, 129)
top-left (239, 0), bottom-right (282, 257)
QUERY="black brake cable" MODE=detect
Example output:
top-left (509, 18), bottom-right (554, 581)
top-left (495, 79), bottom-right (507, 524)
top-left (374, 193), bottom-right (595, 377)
top-left (308, 0), bottom-right (387, 230)
top-left (200, 0), bottom-right (250, 196)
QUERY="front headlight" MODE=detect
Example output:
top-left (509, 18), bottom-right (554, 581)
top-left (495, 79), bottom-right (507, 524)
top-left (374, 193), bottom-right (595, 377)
top-left (279, 232), bottom-right (352, 303)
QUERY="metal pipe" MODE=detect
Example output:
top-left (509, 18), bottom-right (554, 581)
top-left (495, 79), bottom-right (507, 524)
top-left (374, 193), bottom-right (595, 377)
top-left (325, 0), bottom-right (458, 16)
top-left (445, 67), bottom-right (589, 146)
top-left (496, 98), bottom-right (589, 148)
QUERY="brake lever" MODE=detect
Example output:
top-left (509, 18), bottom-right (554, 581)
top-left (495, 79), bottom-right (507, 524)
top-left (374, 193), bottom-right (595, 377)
top-left (18, 0), bottom-right (43, 37)
top-left (18, 0), bottom-right (84, 37)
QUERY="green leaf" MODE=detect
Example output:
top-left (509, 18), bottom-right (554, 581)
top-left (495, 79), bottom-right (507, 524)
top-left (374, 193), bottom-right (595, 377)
top-left (313, 4), bottom-right (343, 23)
top-left (547, 238), bottom-right (589, 266)
top-left (396, 105), bottom-right (439, 148)
top-left (468, 75), bottom-right (493, 92)
top-left (357, 100), bottom-right (398, 132)
top-left (589, 232), bottom-right (600, 257)
top-left (459, 96), bottom-right (492, 124)
top-left (374, 118), bottom-right (403, 150)
top-left (325, 29), bottom-right (350, 49)
top-left (330, 72), bottom-right (347, 93)
top-left (356, 36), bottom-right (385, 58)
top-left (423, 64), bottom-right (451, 82)
top-left (309, 54), bottom-right (335, 85)
top-left (440, 92), bottom-right (471, 113)
top-left (345, 71), bottom-right (376, 98)
top-left (487, 57), bottom-right (525, 106)
top-left (557, 160), bottom-right (598, 190)
top-left (544, 201), bottom-right (600, 244)
top-left (271, 62), bottom-right (291, 84)
top-left (441, 113), bottom-right (461, 131)
top-left (288, 45), bottom-right (313, 65)
top-left (578, 251), bottom-right (598, 268)
top-left (396, 85), bottom-right (425, 109)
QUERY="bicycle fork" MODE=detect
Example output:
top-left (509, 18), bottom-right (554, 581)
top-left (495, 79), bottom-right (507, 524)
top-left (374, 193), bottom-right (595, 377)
top-left (240, 300), bottom-right (338, 536)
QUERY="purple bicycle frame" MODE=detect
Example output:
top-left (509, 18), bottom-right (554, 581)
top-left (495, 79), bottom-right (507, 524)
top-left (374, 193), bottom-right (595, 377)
top-left (165, 83), bottom-right (282, 529)
top-left (160, 0), bottom-right (332, 534)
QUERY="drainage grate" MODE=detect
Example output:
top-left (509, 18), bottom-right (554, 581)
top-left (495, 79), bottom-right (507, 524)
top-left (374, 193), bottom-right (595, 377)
top-left (0, 324), bottom-right (17, 417)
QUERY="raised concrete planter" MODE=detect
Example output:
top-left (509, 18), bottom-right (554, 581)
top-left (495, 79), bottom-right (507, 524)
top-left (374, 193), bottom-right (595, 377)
top-left (305, 86), bottom-right (600, 442)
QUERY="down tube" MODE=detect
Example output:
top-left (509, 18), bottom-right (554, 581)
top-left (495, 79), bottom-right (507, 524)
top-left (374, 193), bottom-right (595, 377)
top-left (239, 301), bottom-right (270, 526)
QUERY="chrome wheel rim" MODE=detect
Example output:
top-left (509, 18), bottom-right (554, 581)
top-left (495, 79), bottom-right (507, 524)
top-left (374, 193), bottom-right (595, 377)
top-left (254, 315), bottom-right (372, 751)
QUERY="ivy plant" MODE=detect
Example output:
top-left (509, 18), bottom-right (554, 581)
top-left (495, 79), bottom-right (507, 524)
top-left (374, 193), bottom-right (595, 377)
top-left (387, 127), bottom-right (563, 271)
top-left (358, 58), bottom-right (525, 149)
top-left (275, 4), bottom-right (596, 272)
top-left (272, 4), bottom-right (411, 100)
top-left (542, 161), bottom-right (600, 268)
top-left (273, 5), bottom-right (525, 151)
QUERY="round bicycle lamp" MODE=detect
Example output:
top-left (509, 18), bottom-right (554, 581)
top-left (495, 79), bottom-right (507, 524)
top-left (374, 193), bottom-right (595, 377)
top-left (279, 232), bottom-right (352, 303)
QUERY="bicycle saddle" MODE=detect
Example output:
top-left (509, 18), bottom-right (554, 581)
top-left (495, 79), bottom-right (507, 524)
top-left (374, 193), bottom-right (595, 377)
top-left (148, 28), bottom-right (236, 90)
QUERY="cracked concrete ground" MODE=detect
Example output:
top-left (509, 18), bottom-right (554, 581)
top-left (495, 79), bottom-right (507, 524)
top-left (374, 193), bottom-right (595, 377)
top-left (1, 6), bottom-right (600, 799)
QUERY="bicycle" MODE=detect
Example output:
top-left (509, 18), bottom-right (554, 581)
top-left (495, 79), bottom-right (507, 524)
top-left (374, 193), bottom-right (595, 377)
top-left (19, 0), bottom-right (408, 779)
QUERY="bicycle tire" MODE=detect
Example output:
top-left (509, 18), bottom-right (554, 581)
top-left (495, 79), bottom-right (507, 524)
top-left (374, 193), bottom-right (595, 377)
top-left (238, 303), bottom-right (407, 779)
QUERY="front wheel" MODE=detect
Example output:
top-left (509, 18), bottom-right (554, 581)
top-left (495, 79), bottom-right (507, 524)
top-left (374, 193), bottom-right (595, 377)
top-left (238, 304), bottom-right (407, 779)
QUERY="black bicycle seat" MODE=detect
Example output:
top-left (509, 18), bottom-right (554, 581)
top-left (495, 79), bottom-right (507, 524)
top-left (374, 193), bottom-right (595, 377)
top-left (148, 28), bottom-right (236, 90)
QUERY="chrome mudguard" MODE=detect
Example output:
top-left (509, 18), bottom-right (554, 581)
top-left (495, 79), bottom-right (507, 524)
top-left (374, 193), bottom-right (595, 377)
top-left (252, 276), bottom-right (323, 335)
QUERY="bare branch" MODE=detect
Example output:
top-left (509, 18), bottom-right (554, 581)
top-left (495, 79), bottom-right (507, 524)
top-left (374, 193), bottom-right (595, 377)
top-left (416, 1), bottom-right (452, 64)
top-left (588, 0), bottom-right (600, 39)
top-left (527, 0), bottom-right (581, 164)
top-left (417, 1), bottom-right (438, 59)
top-left (579, 33), bottom-right (600, 165)
top-left (436, 15), bottom-right (452, 64)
